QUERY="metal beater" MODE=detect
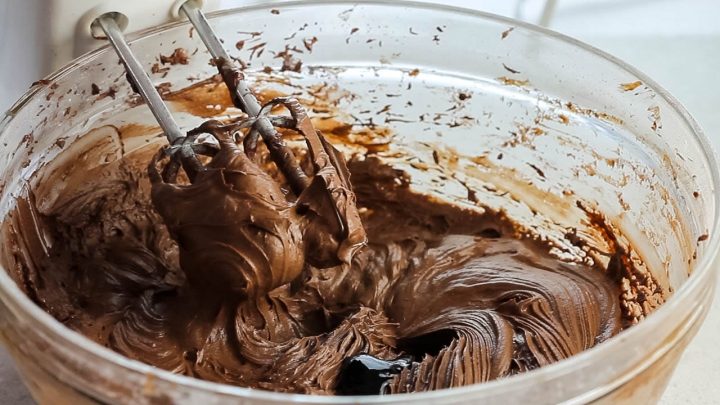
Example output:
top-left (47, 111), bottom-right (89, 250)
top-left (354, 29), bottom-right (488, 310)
top-left (91, 1), bottom-right (364, 252)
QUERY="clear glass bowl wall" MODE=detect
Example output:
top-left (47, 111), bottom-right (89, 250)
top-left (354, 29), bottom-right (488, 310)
top-left (0, 2), bottom-right (717, 404)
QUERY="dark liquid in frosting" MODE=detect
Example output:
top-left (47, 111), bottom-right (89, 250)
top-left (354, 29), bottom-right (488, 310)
top-left (1, 123), bottom-right (627, 395)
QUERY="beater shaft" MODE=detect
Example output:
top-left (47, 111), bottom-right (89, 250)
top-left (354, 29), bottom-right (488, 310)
top-left (95, 15), bottom-right (194, 160)
top-left (180, 2), bottom-right (262, 120)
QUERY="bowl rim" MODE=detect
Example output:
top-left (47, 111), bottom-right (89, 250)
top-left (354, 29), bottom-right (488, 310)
top-left (1, 0), bottom-right (718, 403)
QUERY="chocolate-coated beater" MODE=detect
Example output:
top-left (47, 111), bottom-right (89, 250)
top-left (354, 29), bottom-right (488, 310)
top-left (180, 1), bottom-right (310, 195)
top-left (92, 4), bottom-right (366, 260)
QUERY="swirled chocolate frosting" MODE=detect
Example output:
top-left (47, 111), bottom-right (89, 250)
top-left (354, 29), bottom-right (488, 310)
top-left (1, 122), bottom-right (627, 395)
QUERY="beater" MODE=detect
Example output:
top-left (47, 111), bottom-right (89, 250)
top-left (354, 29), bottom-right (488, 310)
top-left (90, 1), bottom-right (366, 258)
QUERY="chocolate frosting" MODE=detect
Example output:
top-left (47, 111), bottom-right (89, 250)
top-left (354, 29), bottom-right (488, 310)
top-left (1, 122), bottom-right (627, 395)
top-left (148, 127), bottom-right (308, 296)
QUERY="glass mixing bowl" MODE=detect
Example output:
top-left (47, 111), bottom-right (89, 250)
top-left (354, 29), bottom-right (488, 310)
top-left (0, 1), bottom-right (718, 404)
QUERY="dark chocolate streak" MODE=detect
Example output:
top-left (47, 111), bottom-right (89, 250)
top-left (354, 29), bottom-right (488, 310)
top-left (0, 127), bottom-right (623, 395)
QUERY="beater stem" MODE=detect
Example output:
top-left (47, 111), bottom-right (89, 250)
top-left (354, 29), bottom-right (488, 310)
top-left (94, 14), bottom-right (193, 160)
top-left (180, 2), bottom-right (259, 117)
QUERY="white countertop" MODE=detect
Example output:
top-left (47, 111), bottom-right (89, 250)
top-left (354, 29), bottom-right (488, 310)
top-left (1, 1), bottom-right (718, 403)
